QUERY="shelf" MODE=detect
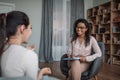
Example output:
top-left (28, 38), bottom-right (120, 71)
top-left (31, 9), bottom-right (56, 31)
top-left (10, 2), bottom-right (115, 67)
top-left (100, 22), bottom-right (110, 25)
top-left (112, 21), bottom-right (120, 23)
top-left (105, 53), bottom-right (110, 55)
top-left (105, 43), bottom-right (111, 45)
top-left (91, 33), bottom-right (96, 35)
top-left (112, 32), bottom-right (120, 34)
top-left (104, 32), bottom-right (110, 34)
top-left (113, 61), bottom-right (120, 65)
top-left (112, 54), bottom-right (120, 57)
top-left (103, 12), bottom-right (111, 15)
top-left (96, 33), bottom-right (104, 34)
top-left (112, 43), bottom-right (120, 45)
top-left (113, 57), bottom-right (120, 65)
top-left (112, 9), bottom-right (120, 12)
top-left (91, 33), bottom-right (110, 36)
top-left (88, 16), bottom-right (96, 18)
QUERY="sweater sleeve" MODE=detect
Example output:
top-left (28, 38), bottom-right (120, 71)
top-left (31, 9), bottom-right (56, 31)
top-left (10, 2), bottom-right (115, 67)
top-left (22, 50), bottom-right (39, 80)
top-left (86, 37), bottom-right (102, 62)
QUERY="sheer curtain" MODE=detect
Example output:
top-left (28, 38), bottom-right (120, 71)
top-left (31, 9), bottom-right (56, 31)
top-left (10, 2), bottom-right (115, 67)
top-left (39, 0), bottom-right (53, 62)
top-left (52, 0), bottom-right (71, 61)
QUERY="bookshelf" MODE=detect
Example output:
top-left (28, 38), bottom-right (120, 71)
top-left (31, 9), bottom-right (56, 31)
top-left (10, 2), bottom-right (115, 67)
top-left (87, 0), bottom-right (120, 65)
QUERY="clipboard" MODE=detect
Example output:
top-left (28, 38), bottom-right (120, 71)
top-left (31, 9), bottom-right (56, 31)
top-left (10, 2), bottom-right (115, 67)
top-left (62, 57), bottom-right (81, 61)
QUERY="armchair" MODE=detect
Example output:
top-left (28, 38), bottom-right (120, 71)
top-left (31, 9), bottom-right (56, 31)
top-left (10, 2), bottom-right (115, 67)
top-left (60, 42), bottom-right (105, 80)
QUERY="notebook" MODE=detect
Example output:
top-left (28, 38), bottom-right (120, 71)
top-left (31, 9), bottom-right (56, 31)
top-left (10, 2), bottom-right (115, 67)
top-left (62, 57), bottom-right (81, 61)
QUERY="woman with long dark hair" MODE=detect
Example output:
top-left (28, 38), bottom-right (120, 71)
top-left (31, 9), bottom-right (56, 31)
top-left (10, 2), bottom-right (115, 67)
top-left (0, 11), bottom-right (51, 80)
top-left (67, 19), bottom-right (102, 80)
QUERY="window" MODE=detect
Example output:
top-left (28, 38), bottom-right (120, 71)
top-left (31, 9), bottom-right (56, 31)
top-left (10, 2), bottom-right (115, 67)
top-left (52, 0), bottom-right (71, 60)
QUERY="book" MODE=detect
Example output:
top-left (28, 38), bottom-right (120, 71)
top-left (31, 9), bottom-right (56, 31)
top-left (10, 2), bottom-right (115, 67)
top-left (62, 57), bottom-right (81, 61)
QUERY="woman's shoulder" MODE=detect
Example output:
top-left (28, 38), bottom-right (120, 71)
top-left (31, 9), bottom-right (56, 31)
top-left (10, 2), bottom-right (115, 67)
top-left (22, 48), bottom-right (38, 62)
top-left (89, 36), bottom-right (97, 43)
top-left (10, 45), bottom-right (26, 50)
top-left (11, 45), bottom-right (37, 57)
top-left (90, 36), bottom-right (96, 40)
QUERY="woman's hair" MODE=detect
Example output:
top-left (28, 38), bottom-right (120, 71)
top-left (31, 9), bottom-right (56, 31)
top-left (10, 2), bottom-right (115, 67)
top-left (71, 18), bottom-right (91, 47)
top-left (0, 11), bottom-right (30, 56)
top-left (88, 22), bottom-right (93, 33)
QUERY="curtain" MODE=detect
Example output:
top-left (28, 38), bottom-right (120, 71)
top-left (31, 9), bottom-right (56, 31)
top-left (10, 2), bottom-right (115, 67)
top-left (39, 0), bottom-right (84, 61)
top-left (70, 0), bottom-right (84, 35)
top-left (52, 0), bottom-right (71, 61)
top-left (39, 0), bottom-right (53, 62)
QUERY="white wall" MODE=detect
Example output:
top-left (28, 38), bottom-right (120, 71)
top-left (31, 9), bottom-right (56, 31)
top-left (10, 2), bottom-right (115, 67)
top-left (0, 0), bottom-right (42, 54)
top-left (84, 0), bottom-right (93, 19)
top-left (0, 0), bottom-right (110, 54)
top-left (93, 0), bottom-right (111, 6)
top-left (84, 0), bottom-right (111, 19)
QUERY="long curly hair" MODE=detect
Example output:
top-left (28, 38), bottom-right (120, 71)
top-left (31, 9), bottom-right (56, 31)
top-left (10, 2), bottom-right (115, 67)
top-left (71, 18), bottom-right (91, 47)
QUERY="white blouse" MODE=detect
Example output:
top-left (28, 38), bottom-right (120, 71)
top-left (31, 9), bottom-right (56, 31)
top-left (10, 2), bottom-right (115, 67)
top-left (67, 36), bottom-right (102, 62)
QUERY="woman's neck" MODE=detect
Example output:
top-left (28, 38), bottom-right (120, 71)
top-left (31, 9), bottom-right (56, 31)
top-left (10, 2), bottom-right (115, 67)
top-left (78, 34), bottom-right (85, 39)
top-left (78, 35), bottom-right (85, 44)
top-left (8, 36), bottom-right (22, 45)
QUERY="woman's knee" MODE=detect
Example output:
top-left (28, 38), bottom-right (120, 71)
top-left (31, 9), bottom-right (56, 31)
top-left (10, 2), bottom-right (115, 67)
top-left (70, 60), bottom-right (81, 67)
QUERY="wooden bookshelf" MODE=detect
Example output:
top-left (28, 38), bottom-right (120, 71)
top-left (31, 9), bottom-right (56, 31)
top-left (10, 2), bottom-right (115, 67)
top-left (87, 0), bottom-right (120, 65)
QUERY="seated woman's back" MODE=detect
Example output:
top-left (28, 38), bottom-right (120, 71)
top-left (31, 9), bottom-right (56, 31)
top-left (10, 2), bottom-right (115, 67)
top-left (1, 45), bottom-right (38, 80)
top-left (0, 11), bottom-right (51, 80)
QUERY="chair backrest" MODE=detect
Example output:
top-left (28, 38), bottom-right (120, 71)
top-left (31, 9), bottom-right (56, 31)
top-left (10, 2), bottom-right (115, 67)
top-left (98, 42), bottom-right (105, 59)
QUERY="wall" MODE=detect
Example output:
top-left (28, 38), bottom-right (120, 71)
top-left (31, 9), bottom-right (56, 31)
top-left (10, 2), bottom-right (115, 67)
top-left (0, 0), bottom-right (42, 54)
top-left (84, 0), bottom-right (93, 19)
top-left (0, 0), bottom-right (110, 54)
top-left (93, 0), bottom-right (111, 6)
top-left (84, 0), bottom-right (111, 19)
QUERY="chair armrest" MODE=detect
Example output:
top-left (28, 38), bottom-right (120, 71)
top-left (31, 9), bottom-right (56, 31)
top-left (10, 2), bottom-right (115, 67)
top-left (88, 42), bottom-right (105, 78)
top-left (98, 42), bottom-right (105, 57)
top-left (88, 57), bottom-right (102, 77)
top-left (60, 54), bottom-right (69, 76)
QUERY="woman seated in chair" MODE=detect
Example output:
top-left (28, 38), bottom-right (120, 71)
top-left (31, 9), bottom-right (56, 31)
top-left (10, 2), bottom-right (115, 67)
top-left (0, 11), bottom-right (51, 80)
top-left (67, 18), bottom-right (102, 80)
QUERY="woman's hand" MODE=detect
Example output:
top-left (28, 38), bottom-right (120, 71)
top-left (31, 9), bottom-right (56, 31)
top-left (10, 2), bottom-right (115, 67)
top-left (41, 67), bottom-right (51, 75)
top-left (80, 56), bottom-right (86, 62)
top-left (67, 54), bottom-right (74, 58)
top-left (26, 44), bottom-right (35, 51)
top-left (38, 67), bottom-right (51, 80)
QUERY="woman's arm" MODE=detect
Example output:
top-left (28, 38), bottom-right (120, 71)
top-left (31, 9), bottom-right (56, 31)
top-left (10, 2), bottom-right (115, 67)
top-left (38, 68), bottom-right (51, 80)
top-left (38, 70), bottom-right (43, 80)
top-left (85, 37), bottom-right (102, 62)
top-left (22, 51), bottom-right (39, 80)
top-left (23, 50), bottom-right (51, 80)
top-left (67, 42), bottom-right (74, 67)
top-left (67, 42), bottom-right (73, 57)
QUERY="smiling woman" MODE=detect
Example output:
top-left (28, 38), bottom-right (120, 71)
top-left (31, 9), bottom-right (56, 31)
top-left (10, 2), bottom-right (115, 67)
top-left (66, 18), bottom-right (102, 80)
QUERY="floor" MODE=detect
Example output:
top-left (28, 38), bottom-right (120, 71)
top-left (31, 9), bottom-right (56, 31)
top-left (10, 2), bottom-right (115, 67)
top-left (39, 61), bottom-right (65, 80)
top-left (97, 63), bottom-right (120, 80)
top-left (39, 61), bottom-right (120, 80)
